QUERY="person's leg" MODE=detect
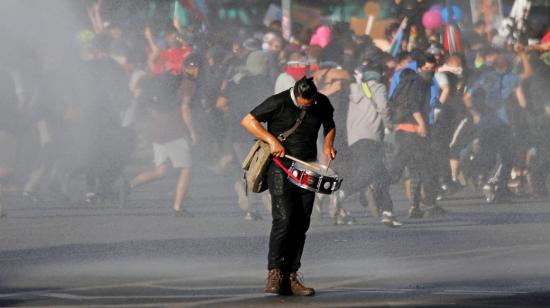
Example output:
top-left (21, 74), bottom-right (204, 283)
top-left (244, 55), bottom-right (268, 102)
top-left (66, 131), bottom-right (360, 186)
top-left (265, 162), bottom-right (293, 294)
top-left (0, 170), bottom-right (8, 217)
top-left (449, 117), bottom-right (476, 184)
top-left (130, 163), bottom-right (168, 188)
top-left (266, 163), bottom-right (294, 271)
top-left (173, 167), bottom-right (191, 211)
top-left (331, 144), bottom-right (360, 224)
top-left (389, 132), bottom-right (414, 184)
top-left (285, 188), bottom-right (315, 274)
top-left (284, 187), bottom-right (316, 296)
top-left (0, 181), bottom-right (4, 217)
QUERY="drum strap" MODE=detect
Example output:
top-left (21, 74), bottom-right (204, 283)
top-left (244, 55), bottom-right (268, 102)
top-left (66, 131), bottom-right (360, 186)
top-left (272, 157), bottom-right (302, 183)
top-left (278, 110), bottom-right (307, 141)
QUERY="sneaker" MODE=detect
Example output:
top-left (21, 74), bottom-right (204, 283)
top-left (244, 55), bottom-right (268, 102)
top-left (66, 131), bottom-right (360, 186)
top-left (265, 269), bottom-right (283, 294)
top-left (85, 192), bottom-right (98, 204)
top-left (408, 206), bottom-right (424, 219)
top-left (483, 184), bottom-right (495, 203)
top-left (380, 211), bottom-right (403, 228)
top-left (381, 212), bottom-right (402, 227)
top-left (244, 211), bottom-right (262, 220)
top-left (23, 191), bottom-right (44, 204)
top-left (335, 213), bottom-right (356, 225)
top-left (289, 272), bottom-right (315, 296)
top-left (244, 211), bottom-right (254, 220)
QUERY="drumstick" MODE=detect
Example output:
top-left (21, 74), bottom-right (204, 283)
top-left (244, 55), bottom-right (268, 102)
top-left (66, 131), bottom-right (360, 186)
top-left (325, 159), bottom-right (332, 175)
top-left (285, 155), bottom-right (323, 173)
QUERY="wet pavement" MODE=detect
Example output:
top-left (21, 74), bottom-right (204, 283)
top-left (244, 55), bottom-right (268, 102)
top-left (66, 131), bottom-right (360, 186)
top-left (1, 162), bottom-right (550, 307)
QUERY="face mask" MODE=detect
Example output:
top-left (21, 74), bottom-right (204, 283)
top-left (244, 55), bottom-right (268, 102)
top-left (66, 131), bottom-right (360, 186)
top-left (285, 66), bottom-right (308, 80)
top-left (262, 42), bottom-right (270, 52)
top-left (419, 71), bottom-right (434, 81)
top-left (474, 58), bottom-right (484, 69)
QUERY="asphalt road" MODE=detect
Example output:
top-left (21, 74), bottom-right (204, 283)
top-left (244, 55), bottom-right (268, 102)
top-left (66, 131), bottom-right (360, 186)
top-left (1, 157), bottom-right (550, 307)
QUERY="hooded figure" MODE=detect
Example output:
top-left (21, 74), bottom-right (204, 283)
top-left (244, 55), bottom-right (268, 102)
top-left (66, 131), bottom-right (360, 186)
top-left (232, 50), bottom-right (270, 85)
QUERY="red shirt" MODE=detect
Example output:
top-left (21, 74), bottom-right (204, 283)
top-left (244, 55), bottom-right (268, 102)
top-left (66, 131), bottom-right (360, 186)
top-left (152, 47), bottom-right (192, 76)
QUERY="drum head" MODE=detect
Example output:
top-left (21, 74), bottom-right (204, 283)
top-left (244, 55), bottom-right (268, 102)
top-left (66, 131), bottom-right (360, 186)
top-left (293, 161), bottom-right (337, 177)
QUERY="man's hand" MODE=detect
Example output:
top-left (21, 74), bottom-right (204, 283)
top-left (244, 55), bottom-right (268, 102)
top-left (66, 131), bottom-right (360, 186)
top-left (412, 112), bottom-right (427, 138)
top-left (417, 123), bottom-right (427, 138)
top-left (268, 138), bottom-right (285, 157)
top-left (323, 144), bottom-right (337, 160)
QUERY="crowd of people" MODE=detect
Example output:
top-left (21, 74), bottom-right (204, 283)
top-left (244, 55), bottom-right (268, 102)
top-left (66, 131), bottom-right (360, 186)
top-left (1, 0), bottom-right (549, 225)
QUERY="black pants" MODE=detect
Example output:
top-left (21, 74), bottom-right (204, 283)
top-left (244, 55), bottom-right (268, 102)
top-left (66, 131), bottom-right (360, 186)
top-left (346, 139), bottom-right (394, 213)
top-left (477, 119), bottom-right (513, 188)
top-left (431, 104), bottom-right (458, 184)
top-left (267, 160), bottom-right (315, 273)
top-left (390, 131), bottom-right (438, 207)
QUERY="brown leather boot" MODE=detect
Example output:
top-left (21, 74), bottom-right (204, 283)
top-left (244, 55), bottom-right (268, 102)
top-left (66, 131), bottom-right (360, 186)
top-left (264, 269), bottom-right (283, 294)
top-left (289, 272), bottom-right (315, 296)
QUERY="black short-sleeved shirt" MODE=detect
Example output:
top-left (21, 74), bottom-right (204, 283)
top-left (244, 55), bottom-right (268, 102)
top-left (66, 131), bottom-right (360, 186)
top-left (147, 73), bottom-right (196, 143)
top-left (250, 89), bottom-right (335, 161)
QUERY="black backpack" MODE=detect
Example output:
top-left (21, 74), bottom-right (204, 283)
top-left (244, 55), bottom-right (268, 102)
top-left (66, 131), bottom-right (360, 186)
top-left (389, 68), bottom-right (416, 124)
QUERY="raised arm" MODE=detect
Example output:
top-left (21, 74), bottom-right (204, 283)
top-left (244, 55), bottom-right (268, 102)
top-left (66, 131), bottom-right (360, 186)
top-left (144, 26), bottom-right (159, 72)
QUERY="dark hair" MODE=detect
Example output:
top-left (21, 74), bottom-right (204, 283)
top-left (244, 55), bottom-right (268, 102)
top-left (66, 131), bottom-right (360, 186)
top-left (184, 53), bottom-right (202, 68)
top-left (416, 53), bottom-right (437, 68)
top-left (365, 61), bottom-right (384, 74)
top-left (293, 76), bottom-right (317, 100)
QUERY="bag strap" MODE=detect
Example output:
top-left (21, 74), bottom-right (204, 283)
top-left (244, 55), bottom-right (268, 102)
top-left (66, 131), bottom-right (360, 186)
top-left (278, 109), bottom-right (306, 141)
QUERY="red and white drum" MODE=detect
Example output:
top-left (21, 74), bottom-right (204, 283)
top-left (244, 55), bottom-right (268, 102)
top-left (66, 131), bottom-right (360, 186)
top-left (286, 161), bottom-right (343, 194)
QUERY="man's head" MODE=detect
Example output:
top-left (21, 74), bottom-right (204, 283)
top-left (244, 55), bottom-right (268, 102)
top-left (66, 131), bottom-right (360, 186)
top-left (481, 46), bottom-right (500, 66)
top-left (417, 53), bottom-right (437, 81)
top-left (183, 53), bottom-right (201, 78)
top-left (285, 52), bottom-right (308, 80)
top-left (262, 32), bottom-right (283, 53)
top-left (293, 77), bottom-right (317, 109)
top-left (426, 43), bottom-right (444, 64)
top-left (439, 55), bottom-right (463, 76)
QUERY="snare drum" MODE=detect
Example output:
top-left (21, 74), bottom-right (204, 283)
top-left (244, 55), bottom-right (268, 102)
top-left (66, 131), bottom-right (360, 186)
top-left (287, 161), bottom-right (343, 194)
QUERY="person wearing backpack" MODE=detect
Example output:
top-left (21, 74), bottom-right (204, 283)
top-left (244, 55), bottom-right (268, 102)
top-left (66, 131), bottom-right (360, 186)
top-left (344, 61), bottom-right (402, 227)
top-left (388, 54), bottom-right (445, 218)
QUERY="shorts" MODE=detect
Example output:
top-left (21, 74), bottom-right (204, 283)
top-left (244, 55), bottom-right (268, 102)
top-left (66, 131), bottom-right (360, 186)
top-left (153, 138), bottom-right (192, 168)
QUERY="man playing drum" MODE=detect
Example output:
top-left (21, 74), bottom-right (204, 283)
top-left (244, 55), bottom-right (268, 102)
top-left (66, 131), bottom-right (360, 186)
top-left (241, 77), bottom-right (336, 296)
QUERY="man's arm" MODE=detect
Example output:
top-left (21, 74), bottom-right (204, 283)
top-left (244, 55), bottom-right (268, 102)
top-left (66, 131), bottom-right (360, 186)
top-left (241, 114), bottom-right (285, 157)
top-left (439, 84), bottom-right (450, 104)
top-left (144, 26), bottom-right (159, 72)
top-left (323, 127), bottom-right (336, 160)
top-left (515, 85), bottom-right (527, 109)
top-left (412, 112), bottom-right (427, 137)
